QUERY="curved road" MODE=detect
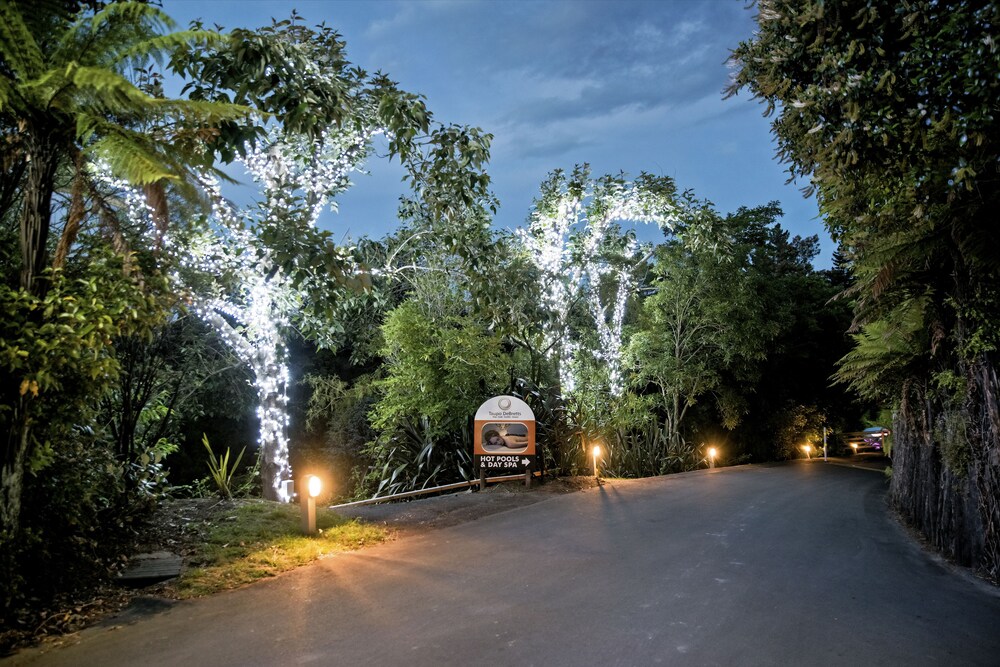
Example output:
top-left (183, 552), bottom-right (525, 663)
top-left (9, 462), bottom-right (1000, 666)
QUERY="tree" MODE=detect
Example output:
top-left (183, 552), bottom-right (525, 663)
top-left (0, 0), bottom-right (245, 539)
top-left (626, 207), bottom-right (774, 454)
top-left (519, 165), bottom-right (697, 396)
top-left (713, 207), bottom-right (867, 462)
top-left (729, 0), bottom-right (1000, 578)
top-left (165, 16), bottom-right (493, 499)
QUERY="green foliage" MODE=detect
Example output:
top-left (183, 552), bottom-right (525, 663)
top-left (0, 248), bottom-right (174, 620)
top-left (730, 1), bottom-right (1000, 575)
top-left (0, 257), bottom-right (166, 472)
top-left (202, 434), bottom-right (245, 500)
top-left (833, 298), bottom-right (928, 403)
top-left (127, 437), bottom-right (178, 499)
top-left (1, 424), bottom-right (137, 622)
top-left (169, 12), bottom-right (493, 223)
top-left (771, 404), bottom-right (826, 461)
top-left (601, 421), bottom-right (703, 479)
top-left (626, 214), bottom-right (773, 447)
top-left (372, 298), bottom-right (508, 438)
top-left (513, 379), bottom-right (576, 476)
top-left (729, 0), bottom-right (1000, 407)
top-left (360, 292), bottom-right (507, 495)
top-left (359, 418), bottom-right (474, 498)
top-left (303, 373), bottom-right (377, 456)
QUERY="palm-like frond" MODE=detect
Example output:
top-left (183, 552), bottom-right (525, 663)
top-left (2, 0), bottom-right (262, 293)
top-left (88, 130), bottom-right (181, 185)
top-left (834, 296), bottom-right (928, 401)
top-left (0, 0), bottom-right (44, 80)
top-left (116, 30), bottom-right (226, 66)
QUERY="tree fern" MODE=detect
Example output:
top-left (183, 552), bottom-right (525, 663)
top-left (834, 296), bottom-right (928, 403)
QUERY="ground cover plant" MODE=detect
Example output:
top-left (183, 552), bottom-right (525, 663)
top-left (171, 501), bottom-right (387, 598)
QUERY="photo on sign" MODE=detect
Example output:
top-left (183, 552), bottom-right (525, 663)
top-left (481, 422), bottom-right (530, 453)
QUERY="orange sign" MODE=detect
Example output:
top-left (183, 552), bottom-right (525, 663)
top-left (474, 395), bottom-right (536, 457)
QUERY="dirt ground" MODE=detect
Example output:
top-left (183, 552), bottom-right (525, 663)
top-left (333, 475), bottom-right (600, 536)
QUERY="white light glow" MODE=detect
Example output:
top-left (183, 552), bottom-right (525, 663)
top-left (520, 172), bottom-right (687, 397)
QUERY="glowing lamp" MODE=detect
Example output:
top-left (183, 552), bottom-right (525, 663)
top-left (803, 444), bottom-right (812, 459)
top-left (592, 444), bottom-right (601, 479)
top-left (708, 447), bottom-right (717, 469)
top-left (301, 475), bottom-right (322, 535)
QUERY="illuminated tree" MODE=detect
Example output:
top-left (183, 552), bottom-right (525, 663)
top-left (520, 166), bottom-right (692, 396)
top-left (180, 124), bottom-right (373, 501)
top-left (165, 18), bottom-right (493, 500)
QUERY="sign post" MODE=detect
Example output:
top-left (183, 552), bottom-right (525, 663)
top-left (474, 395), bottom-right (536, 487)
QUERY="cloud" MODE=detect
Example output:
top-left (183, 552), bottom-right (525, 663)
top-left (441, 3), bottom-right (747, 134)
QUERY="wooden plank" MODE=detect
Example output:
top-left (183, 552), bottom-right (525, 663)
top-left (117, 551), bottom-right (182, 586)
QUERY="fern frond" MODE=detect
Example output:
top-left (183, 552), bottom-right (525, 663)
top-left (67, 64), bottom-right (159, 113)
top-left (0, 74), bottom-right (15, 114)
top-left (0, 1), bottom-right (44, 79)
top-left (158, 98), bottom-right (258, 124)
top-left (834, 296), bottom-right (928, 400)
top-left (89, 1), bottom-right (175, 35)
top-left (116, 30), bottom-right (227, 65)
top-left (87, 130), bottom-right (179, 185)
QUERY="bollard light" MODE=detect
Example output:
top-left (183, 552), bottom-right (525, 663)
top-left (592, 444), bottom-right (601, 479)
top-left (708, 447), bottom-right (717, 469)
top-left (803, 444), bottom-right (812, 460)
top-left (301, 475), bottom-right (322, 535)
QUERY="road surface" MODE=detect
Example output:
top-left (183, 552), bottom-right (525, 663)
top-left (8, 461), bottom-right (1000, 666)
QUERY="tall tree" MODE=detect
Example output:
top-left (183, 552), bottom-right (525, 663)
top-left (729, 0), bottom-right (1000, 578)
top-left (626, 206), bottom-right (775, 452)
top-left (0, 0), bottom-right (244, 538)
top-left (167, 16), bottom-right (493, 499)
top-left (519, 165), bottom-right (695, 396)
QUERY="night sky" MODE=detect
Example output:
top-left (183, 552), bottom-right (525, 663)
top-left (163, 0), bottom-right (834, 266)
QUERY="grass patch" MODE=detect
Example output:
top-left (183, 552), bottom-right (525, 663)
top-left (173, 500), bottom-right (388, 598)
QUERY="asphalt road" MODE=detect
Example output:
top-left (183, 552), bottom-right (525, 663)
top-left (9, 461), bottom-right (1000, 666)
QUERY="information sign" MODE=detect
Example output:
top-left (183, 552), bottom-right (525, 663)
top-left (474, 395), bottom-right (536, 474)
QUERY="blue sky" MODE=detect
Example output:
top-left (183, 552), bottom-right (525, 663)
top-left (163, 0), bottom-right (835, 267)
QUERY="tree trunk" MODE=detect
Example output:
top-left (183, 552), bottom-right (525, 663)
top-left (52, 163), bottom-right (86, 270)
top-left (890, 357), bottom-right (1000, 581)
top-left (1, 400), bottom-right (29, 537)
top-left (253, 348), bottom-right (291, 502)
top-left (20, 138), bottom-right (59, 294)
top-left (3, 136), bottom-right (58, 537)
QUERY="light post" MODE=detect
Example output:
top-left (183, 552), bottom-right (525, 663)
top-left (592, 444), bottom-right (601, 479)
top-left (301, 475), bottom-right (322, 535)
top-left (708, 447), bottom-right (717, 469)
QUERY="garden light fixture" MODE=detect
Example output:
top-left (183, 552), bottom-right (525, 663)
top-left (301, 475), bottom-right (322, 535)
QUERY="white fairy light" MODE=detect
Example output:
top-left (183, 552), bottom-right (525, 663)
top-left (94, 114), bottom-right (387, 502)
top-left (521, 173), bottom-right (686, 398)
